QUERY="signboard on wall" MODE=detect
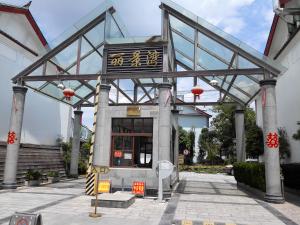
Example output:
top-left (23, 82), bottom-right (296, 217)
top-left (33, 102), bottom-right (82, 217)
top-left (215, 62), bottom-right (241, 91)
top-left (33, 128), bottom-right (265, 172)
top-left (127, 106), bottom-right (141, 116)
top-left (105, 44), bottom-right (163, 74)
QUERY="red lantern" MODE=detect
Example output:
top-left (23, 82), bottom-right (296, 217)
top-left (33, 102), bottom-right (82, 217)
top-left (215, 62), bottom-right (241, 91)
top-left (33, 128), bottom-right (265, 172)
top-left (191, 85), bottom-right (204, 99)
top-left (63, 88), bottom-right (75, 101)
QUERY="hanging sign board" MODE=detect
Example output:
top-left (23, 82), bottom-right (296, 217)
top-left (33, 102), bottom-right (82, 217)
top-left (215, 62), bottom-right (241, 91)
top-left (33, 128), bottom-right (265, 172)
top-left (9, 212), bottom-right (43, 225)
top-left (95, 180), bottom-right (111, 193)
top-left (105, 44), bottom-right (164, 74)
top-left (132, 181), bottom-right (145, 196)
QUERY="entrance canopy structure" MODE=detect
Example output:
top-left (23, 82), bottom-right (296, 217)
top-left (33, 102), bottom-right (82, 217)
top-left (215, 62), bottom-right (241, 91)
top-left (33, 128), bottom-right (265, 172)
top-left (5, 0), bottom-right (286, 203)
top-left (11, 0), bottom-right (284, 108)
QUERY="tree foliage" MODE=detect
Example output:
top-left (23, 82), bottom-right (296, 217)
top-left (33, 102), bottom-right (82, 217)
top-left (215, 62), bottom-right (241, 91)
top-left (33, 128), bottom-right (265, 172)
top-left (278, 127), bottom-right (291, 160)
top-left (178, 127), bottom-right (195, 164)
top-left (210, 104), bottom-right (257, 160)
top-left (198, 128), bottom-right (220, 163)
top-left (246, 124), bottom-right (264, 158)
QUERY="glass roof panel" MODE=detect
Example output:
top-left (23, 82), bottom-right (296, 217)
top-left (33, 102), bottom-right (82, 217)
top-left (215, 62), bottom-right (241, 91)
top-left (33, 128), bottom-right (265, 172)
top-left (84, 21), bottom-right (105, 47)
top-left (51, 40), bottom-right (78, 69)
top-left (175, 51), bottom-right (193, 69)
top-left (170, 15), bottom-right (194, 41)
top-left (162, 0), bottom-right (286, 73)
top-left (236, 55), bottom-right (259, 69)
top-left (40, 83), bottom-right (64, 99)
top-left (228, 86), bottom-right (250, 103)
top-left (198, 32), bottom-right (233, 64)
top-left (172, 32), bottom-right (194, 59)
top-left (233, 75), bottom-right (260, 96)
top-left (198, 48), bottom-right (228, 70)
top-left (63, 96), bottom-right (81, 105)
top-left (79, 51), bottom-right (103, 74)
top-left (75, 85), bottom-right (94, 98)
top-left (88, 80), bottom-right (99, 88)
top-left (107, 13), bottom-right (124, 38)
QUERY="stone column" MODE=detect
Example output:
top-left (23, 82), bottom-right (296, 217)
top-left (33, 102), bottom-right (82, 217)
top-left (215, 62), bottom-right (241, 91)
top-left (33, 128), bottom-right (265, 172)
top-left (93, 84), bottom-right (111, 167)
top-left (172, 109), bottom-right (180, 182)
top-left (260, 79), bottom-right (284, 203)
top-left (235, 105), bottom-right (246, 162)
top-left (70, 110), bottom-right (83, 177)
top-left (2, 86), bottom-right (27, 189)
top-left (158, 83), bottom-right (172, 190)
top-left (158, 83), bottom-right (172, 161)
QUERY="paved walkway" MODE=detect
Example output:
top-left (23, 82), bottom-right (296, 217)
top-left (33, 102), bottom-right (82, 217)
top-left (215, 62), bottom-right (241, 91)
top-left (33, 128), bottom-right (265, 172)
top-left (162, 172), bottom-right (300, 225)
top-left (0, 179), bottom-right (166, 225)
top-left (1, 173), bottom-right (300, 225)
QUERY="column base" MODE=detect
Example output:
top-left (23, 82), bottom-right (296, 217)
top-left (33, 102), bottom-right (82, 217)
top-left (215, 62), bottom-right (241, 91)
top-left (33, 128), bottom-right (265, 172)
top-left (264, 194), bottom-right (285, 204)
top-left (1, 182), bottom-right (18, 189)
top-left (68, 174), bottom-right (79, 179)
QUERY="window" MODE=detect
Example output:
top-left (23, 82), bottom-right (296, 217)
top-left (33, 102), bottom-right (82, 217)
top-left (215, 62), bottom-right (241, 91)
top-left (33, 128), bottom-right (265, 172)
top-left (111, 118), bottom-right (153, 168)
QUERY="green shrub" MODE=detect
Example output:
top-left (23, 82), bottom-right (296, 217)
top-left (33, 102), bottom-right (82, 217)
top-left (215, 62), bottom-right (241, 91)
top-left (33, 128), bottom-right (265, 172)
top-left (47, 171), bottom-right (59, 177)
top-left (281, 164), bottom-right (300, 190)
top-left (25, 169), bottom-right (42, 181)
top-left (233, 162), bottom-right (265, 191)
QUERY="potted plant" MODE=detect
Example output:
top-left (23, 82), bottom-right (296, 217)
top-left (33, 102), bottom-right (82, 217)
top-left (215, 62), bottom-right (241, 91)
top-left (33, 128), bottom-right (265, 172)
top-left (25, 169), bottom-right (42, 186)
top-left (47, 171), bottom-right (60, 183)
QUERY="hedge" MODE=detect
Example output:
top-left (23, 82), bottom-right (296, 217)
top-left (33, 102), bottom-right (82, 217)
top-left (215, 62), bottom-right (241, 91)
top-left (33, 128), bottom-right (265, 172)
top-left (233, 162), bottom-right (266, 192)
top-left (281, 163), bottom-right (300, 190)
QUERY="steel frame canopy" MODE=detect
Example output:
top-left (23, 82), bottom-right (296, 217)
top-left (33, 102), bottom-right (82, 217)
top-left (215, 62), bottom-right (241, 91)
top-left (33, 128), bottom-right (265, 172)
top-left (11, 0), bottom-right (285, 108)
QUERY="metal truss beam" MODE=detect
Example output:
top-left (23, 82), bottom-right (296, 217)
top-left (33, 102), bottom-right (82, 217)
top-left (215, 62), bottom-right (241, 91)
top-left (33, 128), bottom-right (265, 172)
top-left (12, 7), bottom-right (114, 83)
top-left (20, 68), bottom-right (264, 82)
top-left (81, 101), bottom-right (235, 107)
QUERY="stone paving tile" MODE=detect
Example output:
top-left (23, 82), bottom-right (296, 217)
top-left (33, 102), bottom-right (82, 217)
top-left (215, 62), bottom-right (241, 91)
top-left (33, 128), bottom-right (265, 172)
top-left (173, 173), bottom-right (286, 225)
top-left (0, 179), bottom-right (167, 225)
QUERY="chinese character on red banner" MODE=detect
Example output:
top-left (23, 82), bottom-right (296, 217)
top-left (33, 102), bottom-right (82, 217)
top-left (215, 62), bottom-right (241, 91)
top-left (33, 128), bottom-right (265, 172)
top-left (266, 132), bottom-right (279, 148)
top-left (7, 131), bottom-right (16, 145)
top-left (132, 181), bottom-right (145, 196)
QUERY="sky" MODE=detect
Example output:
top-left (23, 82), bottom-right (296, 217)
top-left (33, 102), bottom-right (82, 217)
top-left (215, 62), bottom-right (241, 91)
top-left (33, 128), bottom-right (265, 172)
top-left (3, 0), bottom-right (275, 128)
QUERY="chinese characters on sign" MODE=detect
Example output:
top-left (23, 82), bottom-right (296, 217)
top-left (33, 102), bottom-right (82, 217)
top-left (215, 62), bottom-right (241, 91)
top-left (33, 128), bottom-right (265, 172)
top-left (7, 131), bottom-right (16, 144)
top-left (266, 132), bottom-right (279, 148)
top-left (132, 181), bottom-right (145, 196)
top-left (106, 45), bottom-right (163, 73)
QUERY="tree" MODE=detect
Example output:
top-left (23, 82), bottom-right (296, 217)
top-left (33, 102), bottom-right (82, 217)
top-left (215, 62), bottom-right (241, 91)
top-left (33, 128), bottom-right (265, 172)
top-left (278, 127), bottom-right (291, 160)
top-left (179, 127), bottom-right (189, 154)
top-left (211, 104), bottom-right (257, 160)
top-left (198, 128), bottom-right (219, 163)
top-left (246, 124), bottom-right (264, 158)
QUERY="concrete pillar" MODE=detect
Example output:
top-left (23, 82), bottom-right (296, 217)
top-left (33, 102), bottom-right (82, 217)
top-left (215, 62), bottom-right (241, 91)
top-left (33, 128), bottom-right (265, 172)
top-left (70, 110), bottom-right (83, 177)
top-left (172, 109), bottom-right (180, 182)
top-left (158, 83), bottom-right (172, 161)
top-left (2, 86), bottom-right (27, 189)
top-left (158, 83), bottom-right (172, 190)
top-left (93, 84), bottom-right (111, 167)
top-left (260, 79), bottom-right (284, 203)
top-left (235, 105), bottom-right (246, 162)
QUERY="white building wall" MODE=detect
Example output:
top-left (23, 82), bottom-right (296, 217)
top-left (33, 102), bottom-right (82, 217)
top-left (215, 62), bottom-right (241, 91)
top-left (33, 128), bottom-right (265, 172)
top-left (0, 12), bottom-right (71, 145)
top-left (256, 18), bottom-right (300, 163)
